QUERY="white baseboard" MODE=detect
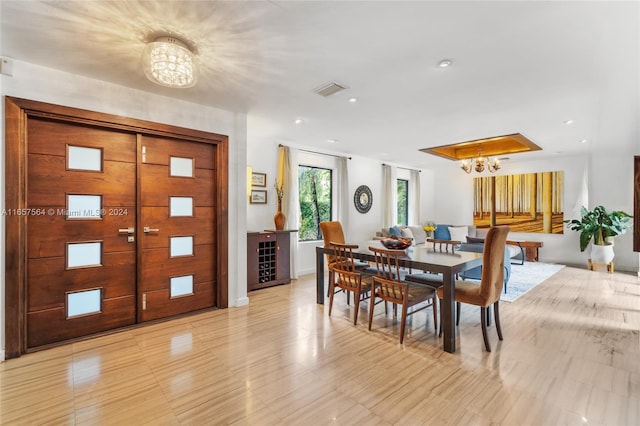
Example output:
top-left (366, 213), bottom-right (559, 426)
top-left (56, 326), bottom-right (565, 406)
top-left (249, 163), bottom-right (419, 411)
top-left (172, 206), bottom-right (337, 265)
top-left (234, 296), bottom-right (249, 307)
top-left (298, 267), bottom-right (317, 276)
top-left (0, 350), bottom-right (5, 362)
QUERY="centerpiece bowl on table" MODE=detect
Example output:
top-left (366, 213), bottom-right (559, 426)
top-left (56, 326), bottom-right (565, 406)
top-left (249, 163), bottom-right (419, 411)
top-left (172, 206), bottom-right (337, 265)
top-left (380, 236), bottom-right (413, 250)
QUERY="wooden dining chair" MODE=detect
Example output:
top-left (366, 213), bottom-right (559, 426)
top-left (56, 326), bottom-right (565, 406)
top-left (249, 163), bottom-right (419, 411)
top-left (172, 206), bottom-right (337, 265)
top-left (320, 221), bottom-right (372, 299)
top-left (319, 221), bottom-right (346, 266)
top-left (436, 226), bottom-right (509, 352)
top-left (328, 242), bottom-right (373, 325)
top-left (368, 246), bottom-right (438, 344)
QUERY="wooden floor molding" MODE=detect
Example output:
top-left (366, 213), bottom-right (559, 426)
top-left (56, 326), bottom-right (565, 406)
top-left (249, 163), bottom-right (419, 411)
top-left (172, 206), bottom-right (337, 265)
top-left (1, 266), bottom-right (638, 425)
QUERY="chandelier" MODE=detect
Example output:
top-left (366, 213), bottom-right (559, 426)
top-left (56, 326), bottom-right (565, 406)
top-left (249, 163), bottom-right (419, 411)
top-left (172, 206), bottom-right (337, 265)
top-left (460, 151), bottom-right (500, 174)
top-left (142, 36), bottom-right (197, 88)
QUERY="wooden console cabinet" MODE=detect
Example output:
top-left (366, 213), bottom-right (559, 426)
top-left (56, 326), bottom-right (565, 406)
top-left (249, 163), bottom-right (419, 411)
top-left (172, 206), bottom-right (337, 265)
top-left (247, 230), bottom-right (296, 291)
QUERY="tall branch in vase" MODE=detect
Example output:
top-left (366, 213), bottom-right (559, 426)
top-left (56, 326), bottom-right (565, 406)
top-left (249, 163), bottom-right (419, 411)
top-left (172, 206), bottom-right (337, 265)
top-left (274, 179), bottom-right (286, 230)
top-left (275, 145), bottom-right (289, 230)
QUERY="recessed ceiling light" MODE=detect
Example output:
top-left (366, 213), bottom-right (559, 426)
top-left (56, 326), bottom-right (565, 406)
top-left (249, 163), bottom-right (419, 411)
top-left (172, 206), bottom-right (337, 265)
top-left (438, 59), bottom-right (452, 68)
top-left (294, 118), bottom-right (303, 124)
top-left (580, 139), bottom-right (588, 143)
top-left (563, 119), bottom-right (574, 125)
top-left (327, 139), bottom-right (337, 144)
top-left (348, 97), bottom-right (357, 103)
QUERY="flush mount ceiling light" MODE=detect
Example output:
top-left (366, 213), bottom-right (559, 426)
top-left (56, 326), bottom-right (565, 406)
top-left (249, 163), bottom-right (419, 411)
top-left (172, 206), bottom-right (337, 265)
top-left (142, 36), bottom-right (197, 88)
top-left (438, 59), bottom-right (452, 68)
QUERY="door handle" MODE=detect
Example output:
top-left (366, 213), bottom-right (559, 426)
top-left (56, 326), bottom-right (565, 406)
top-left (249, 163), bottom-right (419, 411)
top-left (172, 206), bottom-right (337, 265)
top-left (144, 226), bottom-right (159, 233)
top-left (118, 227), bottom-right (135, 234)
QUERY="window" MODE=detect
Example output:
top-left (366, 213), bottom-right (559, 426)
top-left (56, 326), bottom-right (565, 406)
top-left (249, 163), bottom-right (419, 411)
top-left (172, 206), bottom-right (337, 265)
top-left (397, 179), bottom-right (408, 225)
top-left (298, 166), bottom-right (332, 241)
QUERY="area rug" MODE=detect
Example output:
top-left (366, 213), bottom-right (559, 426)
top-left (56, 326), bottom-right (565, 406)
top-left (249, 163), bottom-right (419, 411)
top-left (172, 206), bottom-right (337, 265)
top-left (501, 261), bottom-right (565, 302)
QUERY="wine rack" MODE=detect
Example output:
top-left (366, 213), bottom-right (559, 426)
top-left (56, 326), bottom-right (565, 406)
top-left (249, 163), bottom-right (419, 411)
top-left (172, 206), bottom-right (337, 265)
top-left (257, 240), bottom-right (276, 283)
top-left (247, 230), bottom-right (296, 291)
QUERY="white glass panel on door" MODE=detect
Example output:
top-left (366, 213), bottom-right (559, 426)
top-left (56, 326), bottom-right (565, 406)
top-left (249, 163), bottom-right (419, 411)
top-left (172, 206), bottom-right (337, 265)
top-left (170, 236), bottom-right (194, 257)
top-left (68, 146), bottom-right (102, 171)
top-left (67, 195), bottom-right (102, 219)
top-left (67, 242), bottom-right (102, 268)
top-left (170, 275), bottom-right (194, 298)
top-left (67, 288), bottom-right (102, 318)
top-left (170, 157), bottom-right (194, 177)
top-left (170, 197), bottom-right (193, 217)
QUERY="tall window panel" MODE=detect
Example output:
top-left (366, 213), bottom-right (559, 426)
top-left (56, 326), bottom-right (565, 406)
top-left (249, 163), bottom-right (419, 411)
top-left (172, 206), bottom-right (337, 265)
top-left (298, 165), bottom-right (333, 241)
top-left (397, 178), bottom-right (409, 226)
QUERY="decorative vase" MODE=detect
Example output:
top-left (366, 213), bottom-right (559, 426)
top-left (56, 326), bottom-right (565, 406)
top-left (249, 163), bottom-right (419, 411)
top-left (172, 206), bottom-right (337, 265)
top-left (589, 244), bottom-right (615, 265)
top-left (274, 202), bottom-right (286, 230)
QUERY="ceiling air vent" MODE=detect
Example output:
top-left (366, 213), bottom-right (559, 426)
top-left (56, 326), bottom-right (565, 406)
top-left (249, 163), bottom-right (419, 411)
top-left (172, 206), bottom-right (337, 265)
top-left (314, 81), bottom-right (348, 97)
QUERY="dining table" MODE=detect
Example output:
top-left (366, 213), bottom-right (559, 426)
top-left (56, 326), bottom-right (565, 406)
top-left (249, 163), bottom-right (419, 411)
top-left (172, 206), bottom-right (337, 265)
top-left (315, 240), bottom-right (483, 354)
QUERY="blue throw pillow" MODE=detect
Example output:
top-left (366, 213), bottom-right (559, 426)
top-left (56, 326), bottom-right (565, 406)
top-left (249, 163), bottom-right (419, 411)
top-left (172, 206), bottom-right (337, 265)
top-left (389, 226), bottom-right (402, 237)
top-left (434, 224), bottom-right (452, 240)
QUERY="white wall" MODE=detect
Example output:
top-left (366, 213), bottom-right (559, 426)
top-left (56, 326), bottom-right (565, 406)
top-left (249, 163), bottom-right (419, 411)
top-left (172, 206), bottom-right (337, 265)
top-left (345, 155), bottom-right (387, 242)
top-left (246, 115), bottom-right (278, 232)
top-left (0, 60), bottom-right (249, 359)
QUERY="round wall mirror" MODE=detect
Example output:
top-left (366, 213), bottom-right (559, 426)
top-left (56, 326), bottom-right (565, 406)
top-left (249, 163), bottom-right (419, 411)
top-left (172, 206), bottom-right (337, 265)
top-left (354, 185), bottom-right (373, 213)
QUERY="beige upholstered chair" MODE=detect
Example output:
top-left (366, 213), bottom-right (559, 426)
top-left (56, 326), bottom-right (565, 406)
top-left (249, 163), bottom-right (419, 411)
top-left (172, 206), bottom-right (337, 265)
top-left (328, 242), bottom-right (373, 325)
top-left (436, 226), bottom-right (509, 352)
top-left (368, 246), bottom-right (438, 344)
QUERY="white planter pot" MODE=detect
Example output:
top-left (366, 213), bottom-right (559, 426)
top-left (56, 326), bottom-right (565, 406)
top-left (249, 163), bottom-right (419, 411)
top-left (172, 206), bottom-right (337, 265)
top-left (590, 244), bottom-right (615, 264)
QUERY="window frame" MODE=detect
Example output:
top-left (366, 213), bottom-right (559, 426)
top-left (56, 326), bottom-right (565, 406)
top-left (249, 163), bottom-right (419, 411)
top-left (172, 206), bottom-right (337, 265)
top-left (298, 164), bottom-right (334, 242)
top-left (397, 178), bottom-right (409, 226)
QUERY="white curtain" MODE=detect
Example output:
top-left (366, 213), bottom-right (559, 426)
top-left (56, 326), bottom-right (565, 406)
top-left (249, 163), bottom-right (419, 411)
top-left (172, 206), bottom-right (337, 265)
top-left (382, 164), bottom-right (397, 228)
top-left (409, 169), bottom-right (421, 225)
top-left (280, 146), bottom-right (299, 279)
top-left (336, 156), bottom-right (349, 232)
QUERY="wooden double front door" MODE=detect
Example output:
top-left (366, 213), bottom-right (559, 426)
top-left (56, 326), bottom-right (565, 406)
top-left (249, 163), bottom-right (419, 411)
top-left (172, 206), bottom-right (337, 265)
top-left (5, 98), bottom-right (228, 354)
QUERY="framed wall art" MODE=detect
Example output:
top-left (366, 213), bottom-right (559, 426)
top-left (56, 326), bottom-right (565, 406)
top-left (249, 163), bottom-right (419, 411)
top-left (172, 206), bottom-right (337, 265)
top-left (473, 171), bottom-right (564, 234)
top-left (251, 172), bottom-right (266, 187)
top-left (354, 185), bottom-right (373, 214)
top-left (250, 190), bottom-right (267, 204)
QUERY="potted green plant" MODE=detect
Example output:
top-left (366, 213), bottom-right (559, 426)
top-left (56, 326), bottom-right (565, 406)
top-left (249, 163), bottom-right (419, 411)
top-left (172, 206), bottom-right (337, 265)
top-left (565, 205), bottom-right (633, 267)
